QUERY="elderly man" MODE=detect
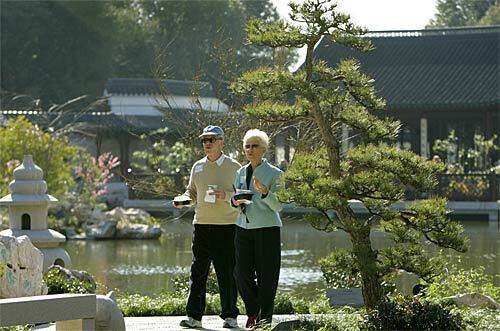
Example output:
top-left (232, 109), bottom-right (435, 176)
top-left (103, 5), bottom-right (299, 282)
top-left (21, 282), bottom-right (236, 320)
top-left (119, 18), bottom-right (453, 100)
top-left (176, 125), bottom-right (241, 329)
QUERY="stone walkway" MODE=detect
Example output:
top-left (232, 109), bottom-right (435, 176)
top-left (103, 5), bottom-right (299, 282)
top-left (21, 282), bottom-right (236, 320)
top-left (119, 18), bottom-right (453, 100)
top-left (125, 315), bottom-right (303, 331)
top-left (125, 315), bottom-right (248, 330)
top-left (36, 314), bottom-right (324, 330)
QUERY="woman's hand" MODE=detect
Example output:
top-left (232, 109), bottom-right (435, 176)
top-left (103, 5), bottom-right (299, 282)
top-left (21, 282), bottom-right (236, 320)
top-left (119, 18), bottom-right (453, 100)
top-left (232, 198), bottom-right (245, 206)
top-left (253, 177), bottom-right (268, 195)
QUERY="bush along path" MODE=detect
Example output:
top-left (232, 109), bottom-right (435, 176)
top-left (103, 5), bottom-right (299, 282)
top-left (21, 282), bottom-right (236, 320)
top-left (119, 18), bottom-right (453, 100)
top-left (42, 265), bottom-right (499, 330)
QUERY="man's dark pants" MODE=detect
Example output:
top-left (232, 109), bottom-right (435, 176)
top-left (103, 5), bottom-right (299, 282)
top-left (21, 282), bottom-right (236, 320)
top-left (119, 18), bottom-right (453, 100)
top-left (186, 224), bottom-right (239, 321)
top-left (234, 226), bottom-right (281, 323)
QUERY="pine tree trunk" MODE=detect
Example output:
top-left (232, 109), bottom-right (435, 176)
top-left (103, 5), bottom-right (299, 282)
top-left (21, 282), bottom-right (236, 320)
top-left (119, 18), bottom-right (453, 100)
top-left (306, 40), bottom-right (383, 309)
top-left (351, 227), bottom-right (383, 310)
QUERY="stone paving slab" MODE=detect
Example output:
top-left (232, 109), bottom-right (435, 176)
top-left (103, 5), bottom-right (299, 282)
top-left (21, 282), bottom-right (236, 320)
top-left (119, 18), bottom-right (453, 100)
top-left (124, 315), bottom-right (305, 331)
top-left (125, 315), bottom-right (249, 330)
top-left (35, 314), bottom-right (331, 331)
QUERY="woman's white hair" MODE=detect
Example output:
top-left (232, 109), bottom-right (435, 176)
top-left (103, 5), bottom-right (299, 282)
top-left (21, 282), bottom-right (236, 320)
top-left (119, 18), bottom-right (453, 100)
top-left (243, 129), bottom-right (269, 150)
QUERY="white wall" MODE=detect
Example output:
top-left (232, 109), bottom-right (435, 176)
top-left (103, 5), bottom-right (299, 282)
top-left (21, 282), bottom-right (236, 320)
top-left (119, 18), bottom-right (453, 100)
top-left (106, 94), bottom-right (229, 116)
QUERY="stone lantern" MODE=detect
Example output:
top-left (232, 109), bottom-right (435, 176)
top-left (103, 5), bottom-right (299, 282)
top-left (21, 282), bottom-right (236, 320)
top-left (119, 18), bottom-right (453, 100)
top-left (0, 155), bottom-right (71, 272)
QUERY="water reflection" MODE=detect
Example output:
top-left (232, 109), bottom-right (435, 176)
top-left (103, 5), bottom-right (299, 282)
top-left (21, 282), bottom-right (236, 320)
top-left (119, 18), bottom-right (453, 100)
top-left (64, 218), bottom-right (499, 297)
top-left (111, 265), bottom-right (188, 276)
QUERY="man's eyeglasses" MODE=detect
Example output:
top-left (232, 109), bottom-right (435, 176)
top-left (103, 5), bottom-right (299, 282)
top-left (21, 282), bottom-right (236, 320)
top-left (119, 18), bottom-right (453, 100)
top-left (201, 137), bottom-right (222, 144)
top-left (245, 144), bottom-right (260, 149)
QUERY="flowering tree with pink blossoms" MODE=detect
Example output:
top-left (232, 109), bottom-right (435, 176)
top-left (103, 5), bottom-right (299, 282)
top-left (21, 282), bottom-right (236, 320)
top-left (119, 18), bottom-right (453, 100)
top-left (56, 152), bottom-right (120, 230)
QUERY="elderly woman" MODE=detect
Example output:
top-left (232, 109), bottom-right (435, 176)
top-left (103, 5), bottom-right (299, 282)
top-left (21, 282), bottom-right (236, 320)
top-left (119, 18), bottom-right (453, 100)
top-left (231, 129), bottom-right (283, 329)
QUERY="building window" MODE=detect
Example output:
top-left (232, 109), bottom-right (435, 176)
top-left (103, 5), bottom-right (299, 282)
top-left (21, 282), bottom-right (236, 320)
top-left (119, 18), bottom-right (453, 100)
top-left (21, 213), bottom-right (31, 230)
top-left (396, 127), bottom-right (413, 151)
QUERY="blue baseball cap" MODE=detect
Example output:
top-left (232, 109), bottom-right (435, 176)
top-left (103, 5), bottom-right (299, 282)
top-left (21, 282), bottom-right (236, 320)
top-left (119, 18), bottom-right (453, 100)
top-left (199, 125), bottom-right (224, 137)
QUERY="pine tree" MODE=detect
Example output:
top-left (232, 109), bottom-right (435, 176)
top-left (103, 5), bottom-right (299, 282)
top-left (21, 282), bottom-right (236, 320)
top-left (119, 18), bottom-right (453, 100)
top-left (231, 0), bottom-right (468, 309)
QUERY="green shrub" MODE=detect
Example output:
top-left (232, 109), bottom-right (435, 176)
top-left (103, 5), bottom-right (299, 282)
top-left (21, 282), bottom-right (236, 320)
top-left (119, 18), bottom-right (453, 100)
top-left (116, 290), bottom-right (334, 317)
top-left (291, 312), bottom-right (363, 331)
top-left (118, 293), bottom-right (186, 316)
top-left (306, 297), bottom-right (334, 314)
top-left (132, 137), bottom-right (198, 196)
top-left (170, 271), bottom-right (332, 315)
top-left (0, 116), bottom-right (121, 233)
top-left (0, 116), bottom-right (78, 197)
top-left (115, 290), bottom-right (500, 330)
top-left (291, 317), bottom-right (341, 331)
top-left (117, 292), bottom-right (225, 317)
top-left (289, 297), bottom-right (311, 314)
top-left (0, 207), bottom-right (8, 230)
top-left (363, 295), bottom-right (464, 331)
top-left (43, 268), bottom-right (94, 294)
top-left (273, 293), bottom-right (332, 314)
top-left (453, 307), bottom-right (500, 330)
top-left (425, 266), bottom-right (499, 302)
top-left (273, 293), bottom-right (295, 314)
top-left (171, 269), bottom-right (219, 295)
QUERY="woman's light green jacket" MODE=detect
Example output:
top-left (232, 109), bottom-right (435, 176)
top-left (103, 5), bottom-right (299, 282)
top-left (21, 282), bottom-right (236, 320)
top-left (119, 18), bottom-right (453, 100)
top-left (232, 159), bottom-right (283, 229)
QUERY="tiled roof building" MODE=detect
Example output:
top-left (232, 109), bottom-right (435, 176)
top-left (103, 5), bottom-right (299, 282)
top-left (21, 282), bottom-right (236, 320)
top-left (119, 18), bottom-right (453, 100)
top-left (104, 78), bottom-right (216, 98)
top-left (1, 78), bottom-right (229, 181)
top-left (312, 26), bottom-right (499, 157)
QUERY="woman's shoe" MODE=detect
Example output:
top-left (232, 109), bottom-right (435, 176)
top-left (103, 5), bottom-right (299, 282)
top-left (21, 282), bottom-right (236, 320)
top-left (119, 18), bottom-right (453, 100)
top-left (245, 315), bottom-right (258, 328)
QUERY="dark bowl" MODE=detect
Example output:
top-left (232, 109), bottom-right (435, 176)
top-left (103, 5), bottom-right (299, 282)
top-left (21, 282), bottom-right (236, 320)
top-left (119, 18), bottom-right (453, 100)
top-left (173, 197), bottom-right (192, 206)
top-left (233, 192), bottom-right (254, 201)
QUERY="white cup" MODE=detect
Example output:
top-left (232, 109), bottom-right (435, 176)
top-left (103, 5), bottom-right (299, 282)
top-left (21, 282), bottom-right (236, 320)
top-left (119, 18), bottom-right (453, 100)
top-left (204, 184), bottom-right (218, 203)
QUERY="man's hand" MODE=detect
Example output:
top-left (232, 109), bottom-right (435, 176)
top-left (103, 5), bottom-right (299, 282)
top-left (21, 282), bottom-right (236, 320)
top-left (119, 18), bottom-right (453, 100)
top-left (209, 189), bottom-right (226, 201)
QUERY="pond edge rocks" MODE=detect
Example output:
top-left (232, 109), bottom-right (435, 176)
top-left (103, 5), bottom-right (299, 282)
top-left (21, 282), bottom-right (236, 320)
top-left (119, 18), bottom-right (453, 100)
top-left (79, 207), bottom-right (161, 240)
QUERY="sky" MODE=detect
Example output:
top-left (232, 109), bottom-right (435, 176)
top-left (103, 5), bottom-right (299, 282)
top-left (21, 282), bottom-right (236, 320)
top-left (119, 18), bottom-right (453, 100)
top-left (272, 0), bottom-right (437, 31)
top-left (271, 0), bottom-right (438, 69)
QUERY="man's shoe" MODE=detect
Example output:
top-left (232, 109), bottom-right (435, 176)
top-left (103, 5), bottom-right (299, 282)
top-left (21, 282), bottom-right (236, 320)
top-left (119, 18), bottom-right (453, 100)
top-left (179, 317), bottom-right (202, 328)
top-left (223, 317), bottom-right (238, 328)
top-left (245, 315), bottom-right (258, 328)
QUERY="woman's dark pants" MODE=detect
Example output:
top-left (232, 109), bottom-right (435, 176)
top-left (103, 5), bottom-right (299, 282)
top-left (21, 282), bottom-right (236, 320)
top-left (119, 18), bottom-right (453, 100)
top-left (234, 226), bottom-right (281, 323)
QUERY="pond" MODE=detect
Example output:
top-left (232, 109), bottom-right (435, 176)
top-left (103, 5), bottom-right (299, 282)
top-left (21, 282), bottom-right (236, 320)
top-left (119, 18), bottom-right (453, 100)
top-left (64, 218), bottom-right (499, 297)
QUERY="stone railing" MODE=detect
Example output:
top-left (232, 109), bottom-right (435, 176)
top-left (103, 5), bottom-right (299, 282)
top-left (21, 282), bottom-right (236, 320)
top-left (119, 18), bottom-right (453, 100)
top-left (0, 293), bottom-right (96, 330)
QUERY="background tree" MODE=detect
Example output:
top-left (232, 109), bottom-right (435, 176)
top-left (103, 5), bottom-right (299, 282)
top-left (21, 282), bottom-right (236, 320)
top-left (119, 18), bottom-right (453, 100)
top-left (231, 0), bottom-right (468, 309)
top-left (130, 127), bottom-right (199, 197)
top-left (104, 1), bottom-right (157, 78)
top-left (129, 93), bottom-right (289, 198)
top-left (122, 0), bottom-right (296, 81)
top-left (478, 2), bottom-right (500, 25)
top-left (1, 0), bottom-right (295, 106)
top-left (0, 116), bottom-right (120, 232)
top-left (0, 0), bottom-right (115, 105)
top-left (56, 151), bottom-right (120, 231)
top-left (427, 0), bottom-right (500, 27)
top-left (0, 116), bottom-right (78, 198)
